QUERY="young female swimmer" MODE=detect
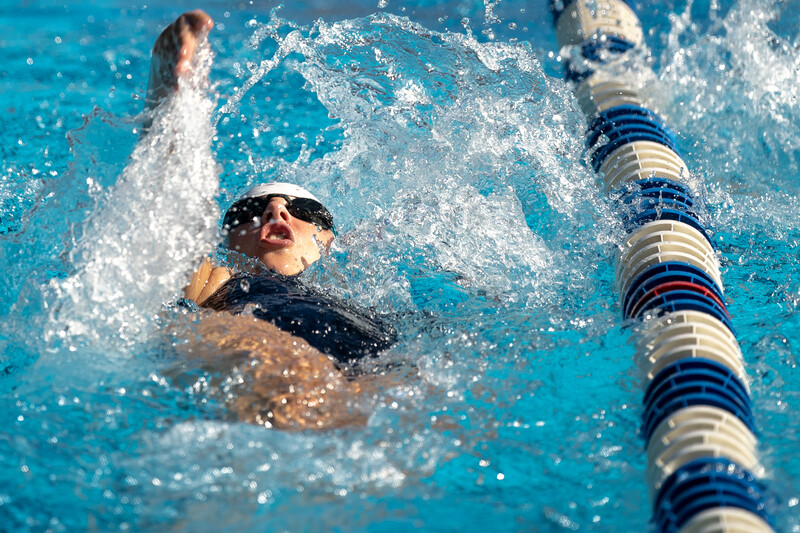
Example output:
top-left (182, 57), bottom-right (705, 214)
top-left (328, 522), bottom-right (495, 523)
top-left (148, 10), bottom-right (395, 429)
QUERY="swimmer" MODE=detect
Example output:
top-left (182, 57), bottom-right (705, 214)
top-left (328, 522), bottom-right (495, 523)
top-left (192, 181), bottom-right (394, 367)
top-left (147, 10), bottom-right (395, 429)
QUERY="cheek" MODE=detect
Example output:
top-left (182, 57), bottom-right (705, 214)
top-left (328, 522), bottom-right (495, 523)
top-left (228, 228), bottom-right (254, 251)
top-left (296, 230), bottom-right (322, 254)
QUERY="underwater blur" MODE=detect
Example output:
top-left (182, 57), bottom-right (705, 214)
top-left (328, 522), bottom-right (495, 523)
top-left (1, 0), bottom-right (799, 531)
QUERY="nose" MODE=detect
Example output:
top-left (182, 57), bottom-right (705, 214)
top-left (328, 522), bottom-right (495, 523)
top-left (261, 197), bottom-right (291, 224)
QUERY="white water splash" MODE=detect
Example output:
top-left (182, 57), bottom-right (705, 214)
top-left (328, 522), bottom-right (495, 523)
top-left (214, 13), bottom-right (613, 314)
top-left (659, 0), bottom-right (800, 194)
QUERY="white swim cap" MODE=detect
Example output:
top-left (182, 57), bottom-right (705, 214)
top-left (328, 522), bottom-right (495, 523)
top-left (237, 182), bottom-right (321, 203)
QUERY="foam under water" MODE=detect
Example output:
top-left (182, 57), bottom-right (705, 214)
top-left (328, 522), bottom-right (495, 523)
top-left (1, 1), bottom-right (800, 531)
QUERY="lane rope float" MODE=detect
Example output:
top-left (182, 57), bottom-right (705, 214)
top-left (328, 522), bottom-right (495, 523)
top-left (547, 1), bottom-right (775, 530)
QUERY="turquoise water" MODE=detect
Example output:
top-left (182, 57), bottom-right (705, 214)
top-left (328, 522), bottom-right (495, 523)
top-left (1, 0), bottom-right (799, 531)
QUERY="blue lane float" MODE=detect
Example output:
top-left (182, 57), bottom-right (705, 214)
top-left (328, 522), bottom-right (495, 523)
top-left (588, 105), bottom-right (677, 149)
top-left (565, 36), bottom-right (637, 82)
top-left (591, 104), bottom-right (672, 126)
top-left (620, 185), bottom-right (696, 212)
top-left (622, 197), bottom-right (699, 220)
top-left (589, 120), bottom-right (679, 155)
top-left (654, 459), bottom-right (773, 532)
top-left (621, 177), bottom-right (694, 196)
top-left (642, 381), bottom-right (757, 444)
top-left (621, 199), bottom-right (700, 229)
top-left (644, 369), bottom-right (753, 424)
top-left (645, 360), bottom-right (753, 417)
top-left (580, 35), bottom-right (636, 61)
top-left (625, 177), bottom-right (693, 196)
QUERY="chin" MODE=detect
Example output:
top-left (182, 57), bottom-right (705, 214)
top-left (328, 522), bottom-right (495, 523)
top-left (255, 246), bottom-right (322, 275)
top-left (270, 265), bottom-right (299, 276)
top-left (259, 256), bottom-right (301, 276)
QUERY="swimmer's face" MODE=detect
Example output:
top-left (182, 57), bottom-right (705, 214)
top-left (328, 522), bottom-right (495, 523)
top-left (226, 197), bottom-right (335, 275)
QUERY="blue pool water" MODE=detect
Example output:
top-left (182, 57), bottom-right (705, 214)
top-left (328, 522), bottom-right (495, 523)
top-left (2, 0), bottom-right (799, 531)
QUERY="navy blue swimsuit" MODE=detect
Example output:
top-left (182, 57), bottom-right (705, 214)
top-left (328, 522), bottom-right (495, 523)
top-left (202, 274), bottom-right (395, 368)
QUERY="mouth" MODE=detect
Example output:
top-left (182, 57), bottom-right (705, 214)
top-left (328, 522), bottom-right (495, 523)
top-left (259, 222), bottom-right (295, 248)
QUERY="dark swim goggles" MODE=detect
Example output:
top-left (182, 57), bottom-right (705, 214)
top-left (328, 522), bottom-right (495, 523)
top-left (222, 193), bottom-right (335, 232)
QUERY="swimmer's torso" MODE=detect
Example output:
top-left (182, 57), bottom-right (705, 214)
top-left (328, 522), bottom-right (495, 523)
top-left (202, 274), bottom-right (395, 366)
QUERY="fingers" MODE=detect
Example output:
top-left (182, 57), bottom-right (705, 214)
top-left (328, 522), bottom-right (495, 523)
top-left (173, 10), bottom-right (214, 77)
top-left (184, 257), bottom-right (213, 301)
top-left (197, 266), bottom-right (232, 304)
top-left (183, 9), bottom-right (214, 34)
top-left (147, 10), bottom-right (214, 107)
top-left (184, 258), bottom-right (231, 305)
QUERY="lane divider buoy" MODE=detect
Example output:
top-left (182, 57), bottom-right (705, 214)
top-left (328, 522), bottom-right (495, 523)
top-left (547, 1), bottom-right (775, 530)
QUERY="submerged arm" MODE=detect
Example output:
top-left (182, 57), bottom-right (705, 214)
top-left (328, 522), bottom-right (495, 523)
top-left (175, 311), bottom-right (367, 429)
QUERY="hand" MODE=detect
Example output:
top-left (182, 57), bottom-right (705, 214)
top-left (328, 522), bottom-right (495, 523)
top-left (146, 10), bottom-right (214, 108)
top-left (184, 257), bottom-right (231, 305)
